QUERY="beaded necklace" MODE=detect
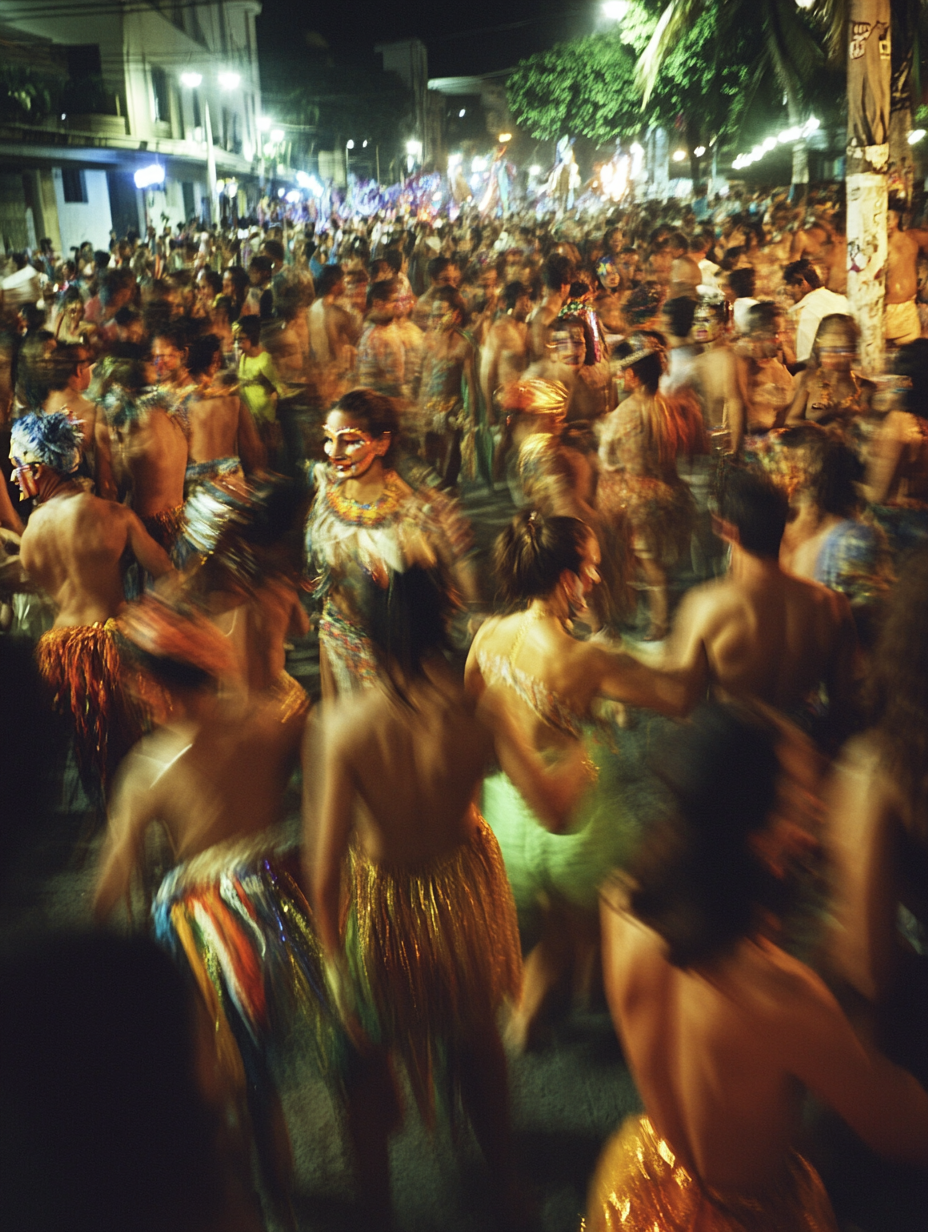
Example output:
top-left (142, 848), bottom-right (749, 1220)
top-left (324, 468), bottom-right (405, 526)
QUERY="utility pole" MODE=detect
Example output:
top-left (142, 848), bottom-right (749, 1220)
top-left (845, 0), bottom-right (891, 375)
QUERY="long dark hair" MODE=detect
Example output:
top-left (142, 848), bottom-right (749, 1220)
top-left (628, 704), bottom-right (782, 968)
top-left (493, 509), bottom-right (587, 607)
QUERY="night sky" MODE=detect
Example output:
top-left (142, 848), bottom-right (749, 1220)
top-left (257, 0), bottom-right (595, 79)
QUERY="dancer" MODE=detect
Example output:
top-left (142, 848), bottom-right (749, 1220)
top-left (589, 704), bottom-right (928, 1232)
top-left (417, 286), bottom-right (477, 487)
top-left (308, 564), bottom-right (585, 1227)
top-left (184, 334), bottom-right (264, 494)
top-left (11, 413), bottom-right (172, 796)
top-left (305, 388), bottom-right (475, 696)
top-left (94, 595), bottom-right (316, 1229)
top-left (466, 511), bottom-right (686, 1048)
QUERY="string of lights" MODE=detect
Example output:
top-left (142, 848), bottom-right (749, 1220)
top-left (731, 116), bottom-right (820, 172)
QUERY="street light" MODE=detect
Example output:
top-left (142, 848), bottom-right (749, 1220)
top-left (270, 128), bottom-right (284, 144)
top-left (694, 145), bottom-right (706, 157)
top-left (498, 132), bottom-right (512, 143)
top-left (218, 71), bottom-right (240, 90)
top-left (180, 71), bottom-right (202, 88)
top-left (672, 148), bottom-right (687, 162)
top-left (909, 128), bottom-right (927, 144)
top-left (258, 116), bottom-right (272, 133)
top-left (346, 139), bottom-right (355, 150)
top-left (601, 1), bottom-right (629, 20)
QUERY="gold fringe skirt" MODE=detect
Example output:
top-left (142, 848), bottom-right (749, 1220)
top-left (35, 620), bottom-right (145, 797)
top-left (342, 810), bottom-right (522, 1122)
top-left (141, 504), bottom-right (186, 557)
top-left (584, 1115), bottom-right (839, 1232)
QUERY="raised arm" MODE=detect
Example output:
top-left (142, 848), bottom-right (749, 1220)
top-left (125, 509), bottom-right (174, 580)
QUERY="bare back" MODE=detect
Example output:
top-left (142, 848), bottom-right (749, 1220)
top-left (187, 390), bottom-right (242, 464)
top-left (602, 894), bottom-right (928, 1188)
top-left (324, 668), bottom-right (492, 866)
top-left (667, 562), bottom-right (853, 713)
top-left (116, 406), bottom-right (188, 516)
top-left (21, 491), bottom-right (136, 626)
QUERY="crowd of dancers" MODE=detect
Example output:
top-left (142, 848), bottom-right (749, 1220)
top-left (1, 189), bottom-right (927, 1231)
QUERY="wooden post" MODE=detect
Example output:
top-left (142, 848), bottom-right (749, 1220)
top-left (846, 0), bottom-right (891, 375)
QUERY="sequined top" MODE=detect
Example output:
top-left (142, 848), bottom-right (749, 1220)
top-left (477, 647), bottom-right (585, 741)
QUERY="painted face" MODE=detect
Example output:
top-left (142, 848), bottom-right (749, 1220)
top-left (693, 305), bottom-right (720, 344)
top-left (10, 454), bottom-right (39, 501)
top-left (323, 411), bottom-right (386, 479)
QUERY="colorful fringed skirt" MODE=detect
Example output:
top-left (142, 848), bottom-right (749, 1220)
top-left (153, 835), bottom-right (337, 1093)
top-left (35, 619), bottom-right (146, 797)
top-left (341, 810), bottom-right (522, 1122)
top-left (584, 1115), bottom-right (838, 1232)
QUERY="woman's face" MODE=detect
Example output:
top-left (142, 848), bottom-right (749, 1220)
top-left (65, 298), bottom-right (84, 326)
top-left (323, 410), bottom-right (386, 480)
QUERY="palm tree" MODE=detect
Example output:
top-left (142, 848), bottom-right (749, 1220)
top-left (635, 0), bottom-right (826, 192)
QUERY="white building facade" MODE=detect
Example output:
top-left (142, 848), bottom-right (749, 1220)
top-left (0, 0), bottom-right (263, 254)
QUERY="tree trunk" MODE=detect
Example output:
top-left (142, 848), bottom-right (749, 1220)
top-left (784, 84), bottom-right (808, 201)
top-left (846, 0), bottom-right (891, 376)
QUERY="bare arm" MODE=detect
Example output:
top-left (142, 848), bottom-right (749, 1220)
top-left (785, 369), bottom-right (811, 424)
top-left (652, 589), bottom-right (713, 712)
top-left (93, 755), bottom-right (157, 920)
top-left (480, 331), bottom-right (501, 421)
top-left (592, 645), bottom-right (690, 718)
top-left (783, 960), bottom-right (928, 1165)
top-left (309, 721), bottom-right (355, 959)
top-left (93, 413), bottom-right (118, 501)
top-left (864, 411), bottom-right (907, 505)
top-left (125, 510), bottom-right (173, 579)
top-left (825, 739), bottom-right (902, 1003)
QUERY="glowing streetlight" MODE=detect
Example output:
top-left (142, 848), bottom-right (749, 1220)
top-left (909, 128), bottom-right (927, 144)
top-left (134, 164), bottom-right (165, 189)
top-left (672, 148), bottom-right (687, 162)
top-left (529, 164), bottom-right (541, 175)
top-left (459, 109), bottom-right (466, 118)
top-left (346, 139), bottom-right (355, 149)
top-left (258, 116), bottom-right (272, 132)
top-left (180, 72), bottom-right (202, 88)
top-left (218, 71), bottom-right (240, 90)
top-left (270, 128), bottom-right (284, 144)
top-left (602, 0), bottom-right (629, 19)
top-left (406, 139), bottom-right (422, 157)
top-left (498, 132), bottom-right (512, 143)
top-left (694, 145), bottom-right (706, 157)
top-left (362, 140), bottom-right (368, 147)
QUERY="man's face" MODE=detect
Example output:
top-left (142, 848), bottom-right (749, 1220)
top-left (72, 353), bottom-right (92, 392)
top-left (551, 324), bottom-right (585, 367)
top-left (693, 305), bottom-right (720, 344)
top-left (514, 293), bottom-right (532, 321)
top-left (786, 279), bottom-right (808, 304)
top-left (371, 292), bottom-right (398, 323)
top-left (429, 301), bottom-right (459, 334)
top-left (152, 339), bottom-right (184, 379)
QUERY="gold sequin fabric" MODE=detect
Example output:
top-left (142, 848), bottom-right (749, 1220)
top-left (584, 1115), bottom-right (838, 1232)
top-left (342, 810), bottom-right (522, 1123)
top-left (141, 504), bottom-right (186, 553)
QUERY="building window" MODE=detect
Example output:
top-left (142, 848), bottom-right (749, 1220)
top-left (151, 67), bottom-right (169, 123)
top-left (61, 167), bottom-right (87, 204)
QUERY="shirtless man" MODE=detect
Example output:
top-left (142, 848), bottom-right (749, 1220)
top-left (591, 706), bottom-right (928, 1231)
top-left (11, 413), bottom-right (172, 795)
top-left (41, 343), bottom-right (117, 499)
top-left (885, 203), bottom-right (928, 347)
top-left (660, 466), bottom-right (856, 724)
top-left (117, 328), bottom-right (191, 559)
top-left (92, 596), bottom-right (308, 1223)
top-left (183, 334), bottom-right (263, 493)
top-left (690, 297), bottom-right (745, 455)
top-left (528, 252), bottom-right (573, 362)
top-left (412, 255), bottom-right (461, 331)
top-left (668, 231), bottom-right (701, 300)
top-left (308, 263), bottom-right (360, 381)
top-left (479, 280), bottom-right (531, 424)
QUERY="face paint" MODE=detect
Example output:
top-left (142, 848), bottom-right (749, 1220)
top-left (323, 423), bottom-right (383, 479)
top-left (10, 455), bottom-right (38, 500)
top-left (692, 307), bottom-right (720, 344)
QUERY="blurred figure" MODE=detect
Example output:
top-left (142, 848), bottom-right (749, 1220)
top-left (787, 315), bottom-right (865, 427)
top-left (589, 705), bottom-right (928, 1232)
top-left (11, 413), bottom-right (171, 797)
top-left (1, 932), bottom-right (262, 1232)
top-left (826, 550), bottom-right (928, 1076)
top-left (184, 333), bottom-right (263, 494)
top-left (308, 564), bottom-right (586, 1228)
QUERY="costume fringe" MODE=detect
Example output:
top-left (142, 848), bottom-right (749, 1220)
top-left (342, 811), bottom-right (522, 1123)
top-left (154, 844), bottom-right (340, 1093)
top-left (584, 1115), bottom-right (838, 1232)
top-left (35, 620), bottom-right (145, 797)
top-left (142, 504), bottom-right (186, 554)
